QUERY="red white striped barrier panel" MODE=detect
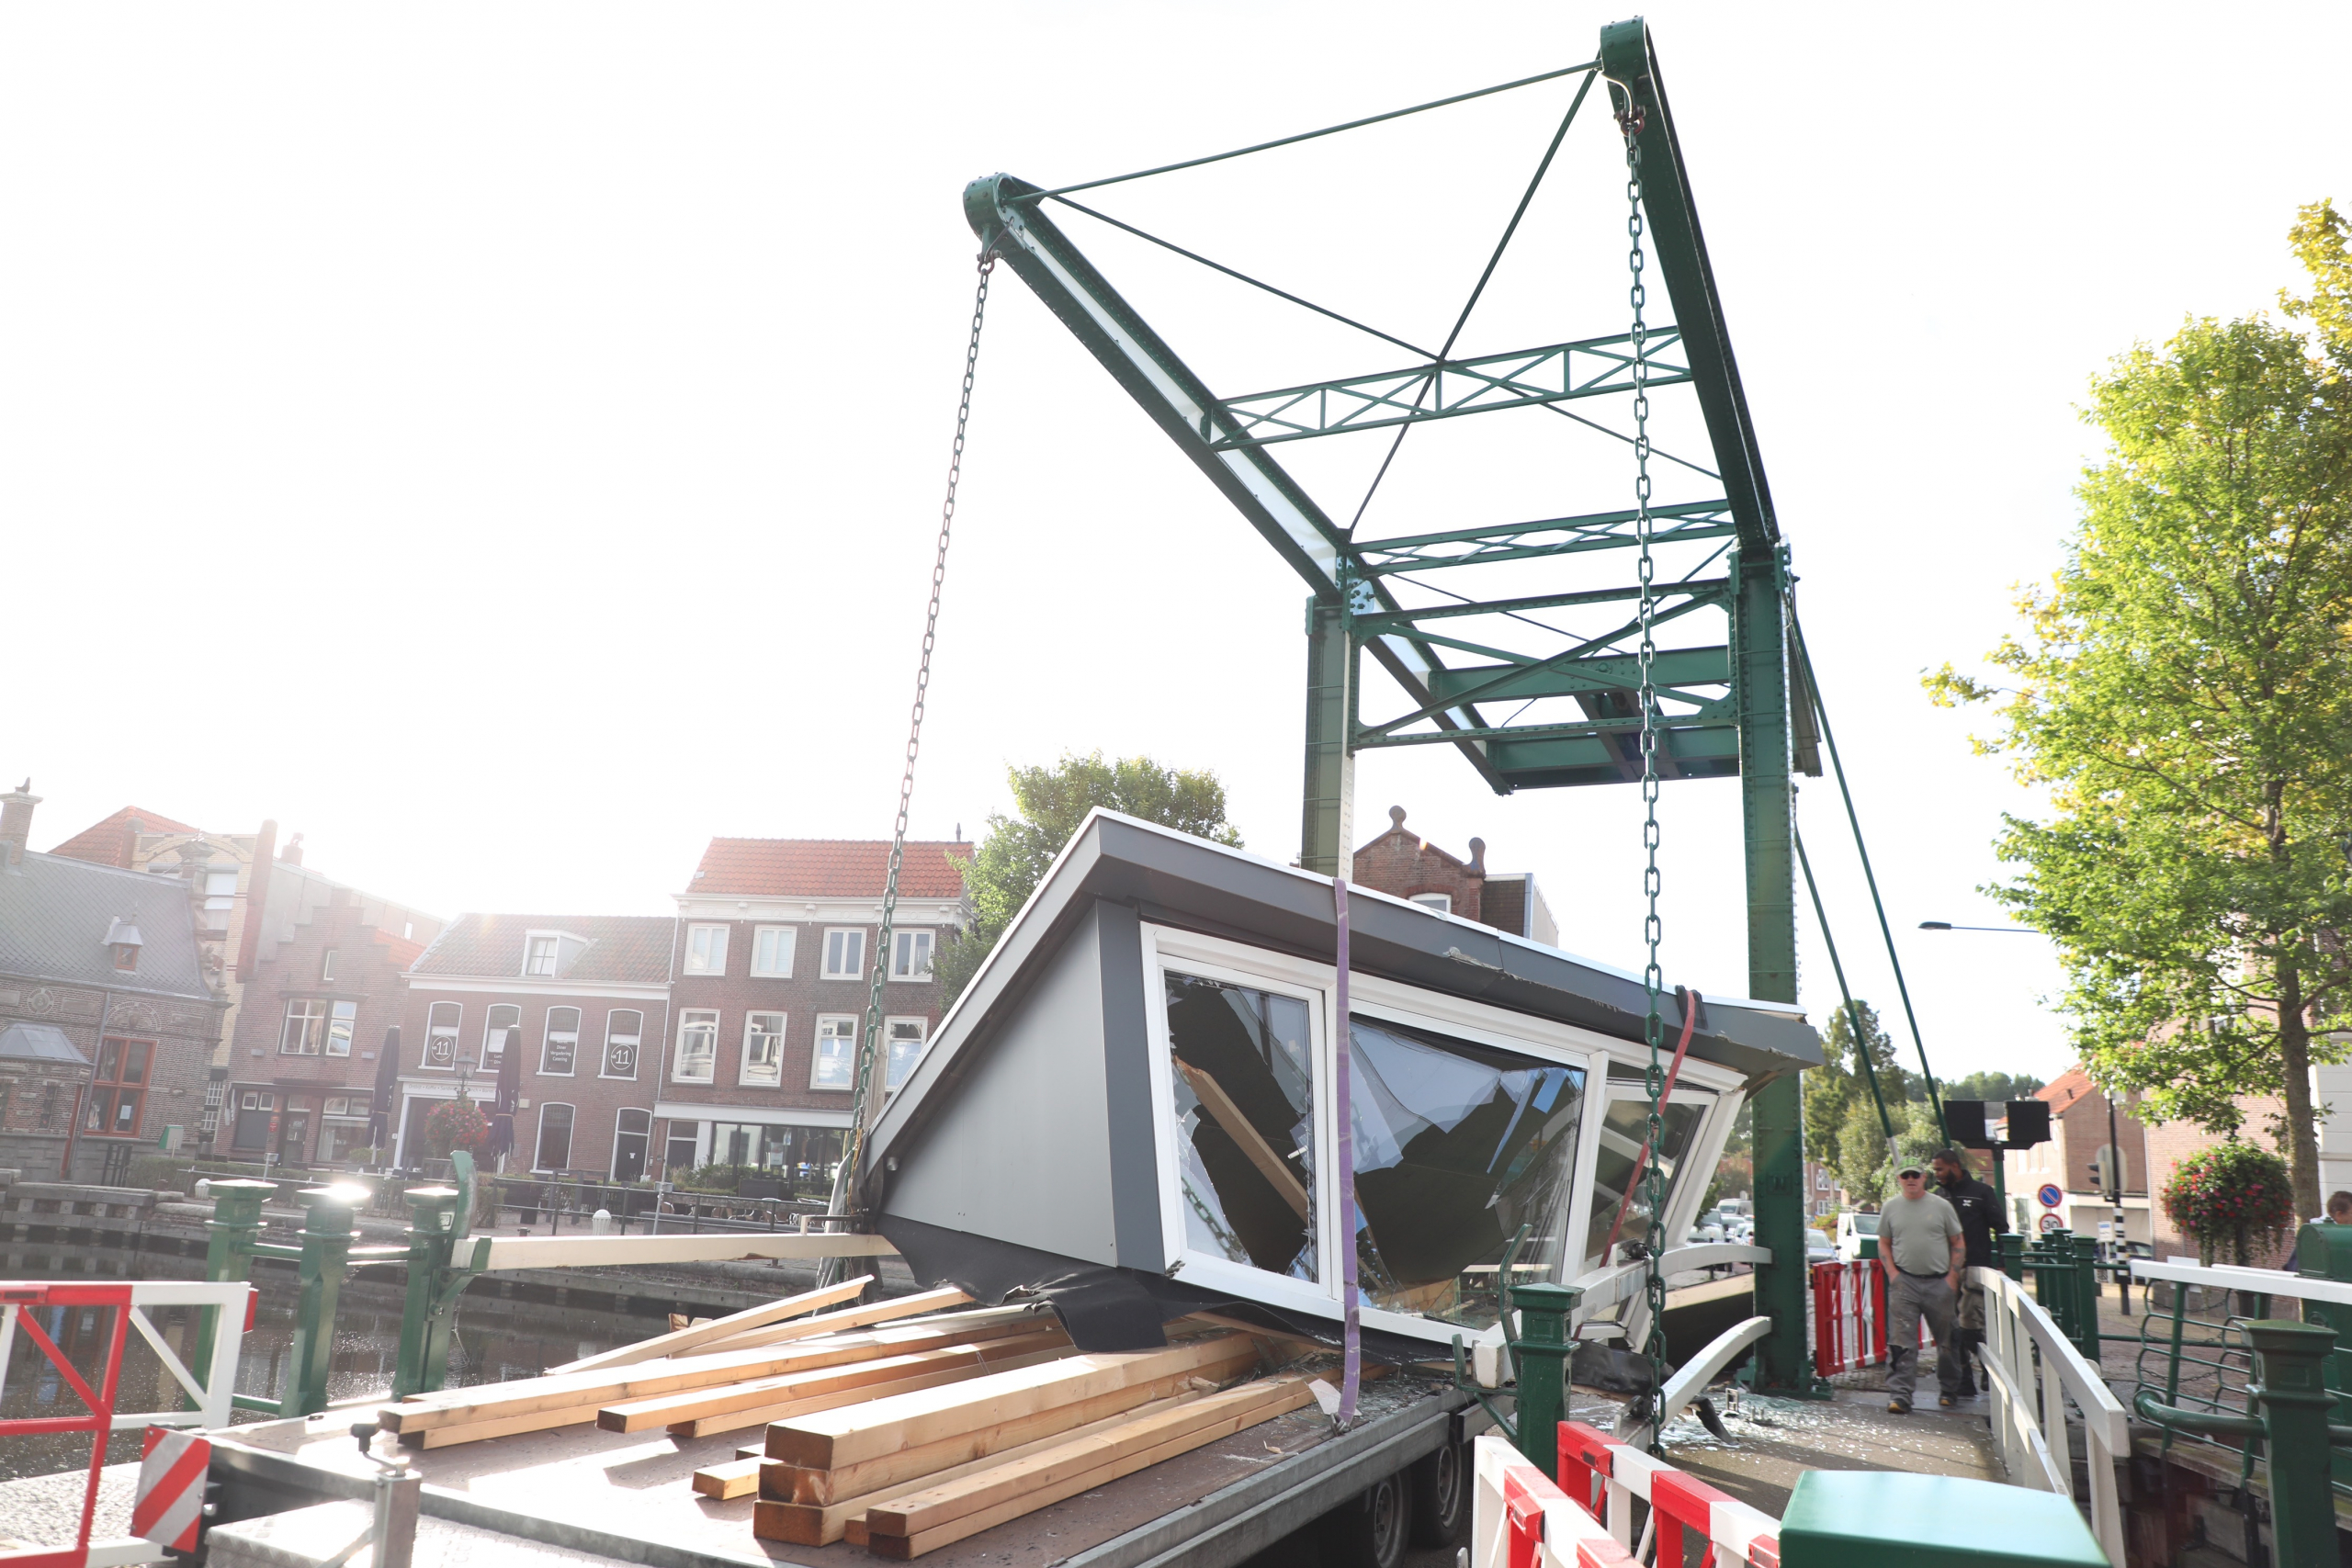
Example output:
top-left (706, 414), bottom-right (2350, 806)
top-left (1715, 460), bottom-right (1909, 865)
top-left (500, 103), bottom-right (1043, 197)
top-left (1556, 1421), bottom-right (1781, 1568)
top-left (1470, 1434), bottom-right (1637, 1568)
top-left (132, 1427), bottom-right (210, 1553)
top-left (1812, 1258), bottom-right (1901, 1378)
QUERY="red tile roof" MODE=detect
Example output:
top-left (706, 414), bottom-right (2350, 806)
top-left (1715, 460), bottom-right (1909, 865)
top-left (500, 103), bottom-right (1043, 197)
top-left (2039, 1066), bottom-right (2096, 1111)
top-left (371, 929), bottom-right (428, 969)
top-left (409, 914), bottom-right (674, 985)
top-left (691, 839), bottom-right (970, 899)
top-left (48, 806), bottom-right (202, 868)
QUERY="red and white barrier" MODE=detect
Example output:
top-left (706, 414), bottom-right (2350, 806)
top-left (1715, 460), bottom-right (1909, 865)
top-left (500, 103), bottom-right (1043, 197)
top-left (1811, 1258), bottom-right (1928, 1380)
top-left (1556, 1422), bottom-right (1781, 1568)
top-left (1470, 1433), bottom-right (1636, 1568)
top-left (132, 1427), bottom-right (210, 1552)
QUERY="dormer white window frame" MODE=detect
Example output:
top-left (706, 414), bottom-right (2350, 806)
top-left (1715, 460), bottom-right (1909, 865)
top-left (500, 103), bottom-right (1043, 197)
top-left (1408, 893), bottom-right (1453, 914)
top-left (521, 929), bottom-right (591, 979)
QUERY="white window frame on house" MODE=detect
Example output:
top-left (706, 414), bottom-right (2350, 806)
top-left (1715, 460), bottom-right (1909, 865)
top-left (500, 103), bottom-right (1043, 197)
top-left (673, 1010), bottom-right (719, 1084)
top-left (888, 929), bottom-right (935, 982)
top-left (482, 1004), bottom-right (522, 1066)
top-left (321, 948), bottom-right (338, 983)
top-left (741, 1012), bottom-right (786, 1088)
top-left (1408, 893), bottom-right (1453, 914)
top-left (280, 998), bottom-right (330, 1055)
top-left (541, 1007), bottom-right (581, 1077)
top-left (601, 1010), bottom-right (643, 1079)
top-left (882, 1016), bottom-right (927, 1090)
top-left (822, 929), bottom-right (865, 981)
top-left (810, 1014), bottom-right (859, 1091)
top-left (200, 1080), bottom-right (225, 1140)
top-left (751, 926), bottom-right (796, 978)
top-left (324, 999), bottom-right (356, 1057)
top-left (524, 935), bottom-right (560, 977)
top-left (684, 924), bottom-right (730, 976)
top-left (423, 1002), bottom-right (460, 1070)
top-left (533, 1102), bottom-right (577, 1173)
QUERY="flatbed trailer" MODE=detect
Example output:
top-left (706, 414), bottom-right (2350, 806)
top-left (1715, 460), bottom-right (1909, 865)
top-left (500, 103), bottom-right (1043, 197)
top-left (202, 1381), bottom-right (1492, 1568)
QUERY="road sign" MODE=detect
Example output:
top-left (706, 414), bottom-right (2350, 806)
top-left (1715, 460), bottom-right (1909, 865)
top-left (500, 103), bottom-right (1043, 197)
top-left (133, 1426), bottom-right (209, 1552)
top-left (2038, 1183), bottom-right (2064, 1209)
top-left (2039, 1213), bottom-right (2068, 1235)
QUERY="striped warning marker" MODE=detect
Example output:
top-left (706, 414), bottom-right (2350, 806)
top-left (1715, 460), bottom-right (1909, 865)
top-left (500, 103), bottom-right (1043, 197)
top-left (132, 1426), bottom-right (209, 1552)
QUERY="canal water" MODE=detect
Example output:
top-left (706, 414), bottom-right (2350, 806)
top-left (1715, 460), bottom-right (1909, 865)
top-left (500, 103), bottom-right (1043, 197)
top-left (0, 1233), bottom-right (678, 1483)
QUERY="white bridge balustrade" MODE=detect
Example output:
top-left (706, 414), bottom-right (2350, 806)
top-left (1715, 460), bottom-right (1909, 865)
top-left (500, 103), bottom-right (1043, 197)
top-left (1973, 1265), bottom-right (2128, 1567)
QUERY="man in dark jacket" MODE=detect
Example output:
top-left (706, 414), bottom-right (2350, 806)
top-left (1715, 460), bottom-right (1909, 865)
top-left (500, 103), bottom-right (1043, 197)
top-left (1934, 1147), bottom-right (2007, 1391)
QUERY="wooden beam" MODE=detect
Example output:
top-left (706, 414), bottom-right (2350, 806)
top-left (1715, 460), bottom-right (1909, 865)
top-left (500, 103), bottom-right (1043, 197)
top-left (550, 1276), bottom-right (872, 1374)
top-left (692, 1457), bottom-right (765, 1500)
top-left (597, 1331), bottom-right (1069, 1433)
top-left (766, 1333), bottom-right (1259, 1472)
top-left (1174, 1059), bottom-right (1310, 1220)
top-left (473, 1230), bottom-right (898, 1270)
top-left (671, 1344), bottom-right (1075, 1439)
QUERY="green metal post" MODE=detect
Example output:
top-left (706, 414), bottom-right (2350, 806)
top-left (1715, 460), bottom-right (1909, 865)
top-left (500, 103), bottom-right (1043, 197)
top-left (1508, 1281), bottom-right (1579, 1480)
top-left (190, 1179), bottom-right (274, 1408)
top-left (1998, 1230), bottom-right (2024, 1284)
top-left (2294, 1221), bottom-right (2352, 1490)
top-left (1734, 546), bottom-right (1811, 1394)
top-left (393, 1187), bottom-right (467, 1398)
top-left (2245, 1320), bottom-right (2340, 1568)
top-left (2070, 1235), bottom-right (2102, 1356)
top-left (1301, 596), bottom-right (1356, 878)
top-left (285, 1187), bottom-right (358, 1416)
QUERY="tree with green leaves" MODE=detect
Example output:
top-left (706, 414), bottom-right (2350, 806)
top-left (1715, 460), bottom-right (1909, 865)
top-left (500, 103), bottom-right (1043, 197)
top-left (1804, 998), bottom-right (1907, 1191)
top-left (937, 752), bottom-right (1243, 1007)
top-left (1942, 1070), bottom-right (2047, 1107)
top-left (1927, 201), bottom-right (2352, 1217)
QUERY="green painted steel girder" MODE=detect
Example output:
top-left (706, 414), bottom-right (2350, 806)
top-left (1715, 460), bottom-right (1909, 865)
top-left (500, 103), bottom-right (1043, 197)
top-left (1426, 645), bottom-right (1727, 703)
top-left (1355, 501), bottom-right (1735, 576)
top-left (1208, 328), bottom-right (1690, 449)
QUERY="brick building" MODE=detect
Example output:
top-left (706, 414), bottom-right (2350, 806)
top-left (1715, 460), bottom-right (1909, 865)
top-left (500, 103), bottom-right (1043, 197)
top-left (1348, 806), bottom-right (1557, 945)
top-left (2001, 1066), bottom-right (2153, 1245)
top-left (219, 857), bottom-right (435, 1168)
top-left (659, 839), bottom-right (968, 1193)
top-left (392, 914), bottom-right (673, 1181)
top-left (0, 784), bottom-right (227, 1179)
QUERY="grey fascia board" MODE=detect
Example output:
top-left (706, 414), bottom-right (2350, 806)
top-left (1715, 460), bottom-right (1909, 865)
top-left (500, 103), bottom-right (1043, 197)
top-left (871, 811), bottom-right (1820, 1176)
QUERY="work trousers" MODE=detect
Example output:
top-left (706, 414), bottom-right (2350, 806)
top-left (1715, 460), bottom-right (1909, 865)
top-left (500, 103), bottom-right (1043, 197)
top-left (1884, 1270), bottom-right (1963, 1405)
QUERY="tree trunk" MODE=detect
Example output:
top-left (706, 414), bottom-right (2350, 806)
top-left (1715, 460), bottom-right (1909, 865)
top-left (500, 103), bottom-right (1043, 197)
top-left (2277, 954), bottom-right (2324, 1221)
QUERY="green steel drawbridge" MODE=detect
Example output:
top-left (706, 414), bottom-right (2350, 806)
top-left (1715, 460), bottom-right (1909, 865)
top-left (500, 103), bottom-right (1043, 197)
top-left (963, 17), bottom-right (1824, 1393)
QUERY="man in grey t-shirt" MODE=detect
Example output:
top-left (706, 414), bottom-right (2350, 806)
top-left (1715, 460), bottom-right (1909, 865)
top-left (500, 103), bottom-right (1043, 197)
top-left (1878, 1164), bottom-right (1967, 1413)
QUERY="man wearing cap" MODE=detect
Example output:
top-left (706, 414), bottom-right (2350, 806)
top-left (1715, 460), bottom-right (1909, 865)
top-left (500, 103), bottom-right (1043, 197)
top-left (1879, 1163), bottom-right (1967, 1414)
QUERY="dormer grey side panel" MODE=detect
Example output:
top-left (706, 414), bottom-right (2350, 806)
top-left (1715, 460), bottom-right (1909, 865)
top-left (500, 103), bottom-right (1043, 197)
top-left (880, 904), bottom-right (1121, 1267)
top-left (1094, 901), bottom-right (1164, 1273)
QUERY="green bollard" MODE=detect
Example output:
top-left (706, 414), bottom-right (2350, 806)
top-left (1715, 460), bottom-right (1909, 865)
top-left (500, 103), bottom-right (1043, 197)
top-left (393, 1187), bottom-right (467, 1398)
top-left (189, 1179), bottom-right (276, 1412)
top-left (1997, 1230), bottom-right (2025, 1284)
top-left (285, 1186), bottom-right (361, 1416)
top-left (2245, 1320), bottom-right (2340, 1568)
top-left (1507, 1281), bottom-right (1579, 1481)
top-left (2070, 1235), bottom-right (2102, 1358)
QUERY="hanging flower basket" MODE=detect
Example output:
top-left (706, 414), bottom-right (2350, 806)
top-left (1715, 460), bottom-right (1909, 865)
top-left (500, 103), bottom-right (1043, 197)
top-left (424, 1097), bottom-right (492, 1162)
top-left (2159, 1139), bottom-right (2294, 1266)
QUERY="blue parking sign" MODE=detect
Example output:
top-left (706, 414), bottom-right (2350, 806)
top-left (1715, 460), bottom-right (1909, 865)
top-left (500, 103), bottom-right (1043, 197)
top-left (2038, 1183), bottom-right (2064, 1208)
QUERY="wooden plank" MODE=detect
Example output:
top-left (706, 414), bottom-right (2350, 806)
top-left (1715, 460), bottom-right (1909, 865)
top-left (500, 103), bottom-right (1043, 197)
top-left (768, 1332), bottom-right (1260, 1472)
top-left (673, 1347), bottom-right (1074, 1438)
top-left (692, 1458), bottom-right (765, 1500)
top-left (663, 1286), bottom-right (974, 1359)
top-left (550, 1276), bottom-right (871, 1374)
top-left (774, 1353), bottom-right (1263, 1505)
top-left (382, 1312), bottom-right (1037, 1438)
top-left (863, 1377), bottom-right (1312, 1539)
top-left (865, 1382), bottom-right (1313, 1557)
top-left (1173, 1060), bottom-right (1309, 1220)
top-left (598, 1330), bottom-right (1069, 1433)
top-left (472, 1230), bottom-right (898, 1270)
top-left (750, 1393), bottom-right (1205, 1547)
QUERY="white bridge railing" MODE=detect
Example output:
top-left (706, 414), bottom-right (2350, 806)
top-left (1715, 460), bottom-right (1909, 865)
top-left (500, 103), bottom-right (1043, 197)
top-left (1973, 1265), bottom-right (2127, 1566)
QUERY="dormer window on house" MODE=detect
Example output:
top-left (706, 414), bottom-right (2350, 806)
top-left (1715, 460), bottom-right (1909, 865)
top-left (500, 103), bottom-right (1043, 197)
top-left (1409, 893), bottom-right (1453, 914)
top-left (525, 936), bottom-right (560, 976)
top-left (104, 917), bottom-right (143, 973)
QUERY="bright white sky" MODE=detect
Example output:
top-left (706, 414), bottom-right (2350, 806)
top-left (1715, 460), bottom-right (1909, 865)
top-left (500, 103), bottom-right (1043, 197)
top-left (7, 4), bottom-right (2347, 1085)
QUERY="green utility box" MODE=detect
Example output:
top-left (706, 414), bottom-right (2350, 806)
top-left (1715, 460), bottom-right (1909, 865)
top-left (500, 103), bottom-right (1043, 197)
top-left (2294, 1219), bottom-right (2352, 1491)
top-left (1780, 1472), bottom-right (2106, 1568)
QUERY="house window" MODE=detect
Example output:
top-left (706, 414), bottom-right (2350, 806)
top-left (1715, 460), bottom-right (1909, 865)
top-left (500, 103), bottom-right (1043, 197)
top-left (673, 1010), bottom-right (718, 1083)
top-left (1409, 894), bottom-right (1452, 914)
top-left (663, 1122), bottom-right (701, 1179)
top-left (525, 936), bottom-right (560, 977)
top-left (541, 1007), bottom-right (581, 1076)
top-left (199, 1079), bottom-right (225, 1139)
top-left (883, 1018), bottom-right (926, 1089)
top-left (85, 1037), bottom-right (154, 1139)
top-left (321, 949), bottom-right (338, 983)
top-left (741, 1012), bottom-right (786, 1088)
top-left (483, 1004), bottom-right (521, 1065)
top-left (280, 999), bottom-right (330, 1055)
top-left (751, 926), bottom-right (796, 977)
top-left (203, 869), bottom-right (239, 932)
top-left (602, 1010), bottom-right (642, 1078)
top-left (424, 1002), bottom-right (460, 1069)
top-left (320, 1094), bottom-right (372, 1163)
top-left (535, 1104), bottom-right (576, 1172)
top-left (811, 1015), bottom-right (858, 1090)
top-left (822, 929), bottom-right (865, 980)
top-left (889, 930), bottom-right (935, 982)
top-left (1162, 974), bottom-right (1317, 1282)
top-left (324, 1000), bottom-right (356, 1057)
top-left (684, 925), bottom-right (729, 976)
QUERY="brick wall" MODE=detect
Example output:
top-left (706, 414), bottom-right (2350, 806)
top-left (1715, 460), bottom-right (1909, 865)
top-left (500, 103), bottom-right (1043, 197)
top-left (1350, 807), bottom-right (1485, 922)
top-left (0, 976), bottom-right (223, 1181)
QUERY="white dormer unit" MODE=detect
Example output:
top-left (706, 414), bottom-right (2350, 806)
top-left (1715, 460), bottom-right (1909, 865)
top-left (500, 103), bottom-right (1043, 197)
top-left (521, 930), bottom-right (590, 978)
top-left (104, 916), bottom-right (144, 974)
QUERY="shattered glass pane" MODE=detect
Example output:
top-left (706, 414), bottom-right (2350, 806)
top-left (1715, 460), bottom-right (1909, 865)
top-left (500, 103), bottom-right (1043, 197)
top-left (1165, 973), bottom-right (1317, 1281)
top-left (1582, 1091), bottom-right (1705, 1270)
top-left (1345, 1016), bottom-right (1585, 1330)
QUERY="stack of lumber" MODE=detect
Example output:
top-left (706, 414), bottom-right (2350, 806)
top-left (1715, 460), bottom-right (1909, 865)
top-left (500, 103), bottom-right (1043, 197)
top-left (737, 1328), bottom-right (1320, 1556)
top-left (378, 1282), bottom-right (1074, 1450)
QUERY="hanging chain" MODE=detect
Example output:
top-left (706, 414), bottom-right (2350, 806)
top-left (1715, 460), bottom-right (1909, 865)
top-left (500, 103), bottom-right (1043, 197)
top-left (1615, 87), bottom-right (1670, 1446)
top-left (821, 248), bottom-right (997, 1280)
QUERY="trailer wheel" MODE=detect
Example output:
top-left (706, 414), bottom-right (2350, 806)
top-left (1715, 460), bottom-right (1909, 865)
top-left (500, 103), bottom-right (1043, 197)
top-left (1408, 1438), bottom-right (1470, 1547)
top-left (1322, 1468), bottom-right (1413, 1568)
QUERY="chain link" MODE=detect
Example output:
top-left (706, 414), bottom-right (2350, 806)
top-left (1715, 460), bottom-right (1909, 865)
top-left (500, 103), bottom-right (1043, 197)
top-left (821, 249), bottom-right (997, 1280)
top-left (1616, 89), bottom-right (1670, 1447)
